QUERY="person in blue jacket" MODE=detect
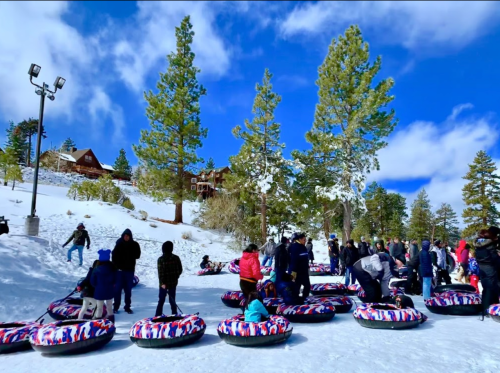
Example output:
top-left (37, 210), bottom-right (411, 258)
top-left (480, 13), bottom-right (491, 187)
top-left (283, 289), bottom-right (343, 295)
top-left (419, 240), bottom-right (433, 300)
top-left (91, 249), bottom-right (117, 322)
top-left (244, 291), bottom-right (269, 322)
top-left (288, 232), bottom-right (311, 299)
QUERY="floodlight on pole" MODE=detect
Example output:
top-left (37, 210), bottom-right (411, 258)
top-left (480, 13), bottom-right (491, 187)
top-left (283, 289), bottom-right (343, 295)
top-left (28, 63), bottom-right (41, 78)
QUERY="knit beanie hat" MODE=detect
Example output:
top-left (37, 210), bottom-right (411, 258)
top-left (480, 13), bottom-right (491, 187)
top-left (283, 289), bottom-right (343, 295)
top-left (330, 234), bottom-right (336, 239)
top-left (162, 241), bottom-right (174, 254)
top-left (98, 249), bottom-right (111, 262)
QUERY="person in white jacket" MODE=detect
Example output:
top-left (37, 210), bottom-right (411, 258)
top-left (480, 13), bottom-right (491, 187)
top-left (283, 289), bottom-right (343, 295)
top-left (352, 252), bottom-right (401, 303)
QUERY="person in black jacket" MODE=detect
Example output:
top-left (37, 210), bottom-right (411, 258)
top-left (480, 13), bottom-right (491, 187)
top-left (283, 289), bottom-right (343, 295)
top-left (288, 233), bottom-right (311, 299)
top-left (475, 227), bottom-right (500, 314)
top-left (156, 241), bottom-right (183, 316)
top-left (341, 239), bottom-right (360, 286)
top-left (404, 250), bottom-right (421, 295)
top-left (389, 237), bottom-right (407, 264)
top-left (358, 236), bottom-right (370, 258)
top-left (328, 235), bottom-right (340, 275)
top-left (112, 228), bottom-right (141, 314)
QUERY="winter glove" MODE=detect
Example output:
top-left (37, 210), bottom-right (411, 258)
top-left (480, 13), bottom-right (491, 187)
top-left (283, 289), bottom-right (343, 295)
top-left (291, 271), bottom-right (297, 281)
top-left (62, 244), bottom-right (66, 248)
top-left (86, 245), bottom-right (90, 250)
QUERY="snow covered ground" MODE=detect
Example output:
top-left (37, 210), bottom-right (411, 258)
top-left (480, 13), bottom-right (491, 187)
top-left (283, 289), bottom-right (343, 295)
top-left (1, 174), bottom-right (499, 373)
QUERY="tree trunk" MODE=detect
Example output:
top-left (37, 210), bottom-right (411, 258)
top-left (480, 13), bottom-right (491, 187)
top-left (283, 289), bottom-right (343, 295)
top-left (261, 193), bottom-right (267, 244)
top-left (323, 202), bottom-right (331, 240)
top-left (342, 200), bottom-right (352, 244)
top-left (175, 202), bottom-right (183, 223)
top-left (12, 180), bottom-right (15, 191)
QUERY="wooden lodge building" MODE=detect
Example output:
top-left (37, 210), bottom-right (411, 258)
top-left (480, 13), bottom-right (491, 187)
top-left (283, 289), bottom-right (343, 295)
top-left (185, 166), bottom-right (231, 199)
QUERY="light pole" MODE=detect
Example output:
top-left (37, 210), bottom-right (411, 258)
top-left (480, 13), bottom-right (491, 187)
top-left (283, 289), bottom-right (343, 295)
top-left (25, 63), bottom-right (66, 236)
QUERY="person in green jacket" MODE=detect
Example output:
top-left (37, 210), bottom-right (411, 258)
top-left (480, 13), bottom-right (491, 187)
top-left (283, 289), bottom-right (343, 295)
top-left (63, 222), bottom-right (91, 266)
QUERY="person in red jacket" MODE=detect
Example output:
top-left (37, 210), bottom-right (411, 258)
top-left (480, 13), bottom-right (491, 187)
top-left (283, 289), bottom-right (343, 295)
top-left (455, 240), bottom-right (468, 283)
top-left (239, 244), bottom-right (263, 307)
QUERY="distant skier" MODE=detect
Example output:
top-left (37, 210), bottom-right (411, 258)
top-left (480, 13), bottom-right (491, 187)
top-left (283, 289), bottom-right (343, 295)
top-left (63, 222), bottom-right (91, 266)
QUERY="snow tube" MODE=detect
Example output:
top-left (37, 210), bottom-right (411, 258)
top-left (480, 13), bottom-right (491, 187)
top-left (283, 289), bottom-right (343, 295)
top-left (358, 288), bottom-right (404, 303)
top-left (398, 266), bottom-right (408, 279)
top-left (48, 297), bottom-right (107, 320)
top-left (353, 304), bottom-right (427, 330)
top-left (277, 302), bottom-right (335, 323)
top-left (433, 284), bottom-right (476, 294)
top-left (0, 321), bottom-right (41, 354)
top-left (487, 304), bottom-right (500, 323)
top-left (197, 267), bottom-right (222, 276)
top-left (309, 264), bottom-right (330, 276)
top-left (425, 291), bottom-right (482, 315)
top-left (30, 319), bottom-right (115, 355)
top-left (347, 284), bottom-right (361, 295)
top-left (310, 283), bottom-right (346, 296)
top-left (221, 291), bottom-right (245, 308)
top-left (447, 254), bottom-right (456, 273)
top-left (132, 275), bottom-right (140, 287)
top-left (307, 296), bottom-right (353, 313)
top-left (130, 314), bottom-right (206, 348)
top-left (390, 279), bottom-right (407, 289)
top-left (217, 315), bottom-right (292, 347)
top-left (261, 266), bottom-right (273, 276)
top-left (228, 259), bottom-right (240, 274)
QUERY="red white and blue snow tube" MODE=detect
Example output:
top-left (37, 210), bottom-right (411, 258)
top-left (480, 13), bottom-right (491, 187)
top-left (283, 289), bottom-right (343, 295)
top-left (309, 264), bottom-right (330, 276)
top-left (353, 303), bottom-right (427, 330)
top-left (261, 266), bottom-right (273, 276)
top-left (217, 314), bottom-right (292, 346)
top-left (358, 288), bottom-right (404, 303)
top-left (197, 267), bottom-right (222, 276)
top-left (347, 284), bottom-right (361, 295)
top-left (221, 291), bottom-right (245, 308)
top-left (130, 314), bottom-right (206, 348)
top-left (29, 319), bottom-right (115, 355)
top-left (310, 283), bottom-right (346, 296)
top-left (0, 321), bottom-right (41, 354)
top-left (306, 296), bottom-right (353, 313)
top-left (133, 275), bottom-right (140, 287)
top-left (277, 301), bottom-right (335, 323)
top-left (488, 304), bottom-right (500, 323)
top-left (228, 259), bottom-right (240, 274)
top-left (425, 291), bottom-right (482, 316)
top-left (48, 297), bottom-right (107, 320)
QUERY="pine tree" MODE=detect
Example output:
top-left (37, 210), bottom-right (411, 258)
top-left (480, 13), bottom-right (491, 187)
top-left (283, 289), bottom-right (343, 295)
top-left (434, 203), bottom-right (460, 244)
top-left (18, 118), bottom-right (46, 167)
top-left (132, 166), bottom-right (143, 182)
top-left (300, 25), bottom-right (397, 243)
top-left (0, 147), bottom-right (17, 186)
top-left (407, 189), bottom-right (433, 242)
top-left (227, 68), bottom-right (290, 243)
top-left (134, 16), bottom-right (207, 223)
top-left (462, 150), bottom-right (500, 237)
top-left (206, 157), bottom-right (215, 170)
top-left (113, 148), bottom-right (132, 179)
top-left (61, 138), bottom-right (76, 152)
top-left (5, 121), bottom-right (27, 164)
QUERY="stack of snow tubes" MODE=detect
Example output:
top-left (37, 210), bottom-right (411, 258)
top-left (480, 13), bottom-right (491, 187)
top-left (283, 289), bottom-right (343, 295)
top-left (130, 314), bottom-right (206, 348)
top-left (425, 290), bottom-right (482, 316)
top-left (310, 283), bottom-right (346, 296)
top-left (0, 321), bottom-right (41, 354)
top-left (48, 297), bottom-right (107, 320)
top-left (30, 319), bottom-right (115, 355)
top-left (488, 304), bottom-right (500, 323)
top-left (277, 298), bottom-right (336, 323)
top-left (227, 259), bottom-right (272, 276)
top-left (308, 264), bottom-right (331, 276)
top-left (217, 315), bottom-right (292, 346)
top-left (306, 296), bottom-right (353, 313)
top-left (197, 267), bottom-right (222, 276)
top-left (221, 291), bottom-right (245, 308)
top-left (353, 303), bottom-right (427, 330)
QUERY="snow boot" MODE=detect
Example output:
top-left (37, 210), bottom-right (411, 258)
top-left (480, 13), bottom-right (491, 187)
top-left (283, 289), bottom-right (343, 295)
top-left (124, 308), bottom-right (133, 314)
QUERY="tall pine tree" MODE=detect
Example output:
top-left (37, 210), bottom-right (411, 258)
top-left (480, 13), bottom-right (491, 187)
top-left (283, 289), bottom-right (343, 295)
top-left (462, 150), bottom-right (500, 237)
top-left (61, 138), bottom-right (76, 152)
top-left (301, 25), bottom-right (397, 242)
top-left (227, 68), bottom-right (290, 243)
top-left (18, 118), bottom-right (46, 167)
top-left (206, 157), bottom-right (215, 170)
top-left (434, 203), bottom-right (460, 244)
top-left (134, 16), bottom-right (207, 223)
top-left (5, 121), bottom-right (27, 164)
top-left (408, 189), bottom-right (433, 242)
top-left (113, 148), bottom-right (132, 179)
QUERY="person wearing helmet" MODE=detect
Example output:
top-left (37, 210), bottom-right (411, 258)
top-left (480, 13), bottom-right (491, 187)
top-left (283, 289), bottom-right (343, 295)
top-left (328, 234), bottom-right (339, 276)
top-left (63, 222), bottom-right (91, 266)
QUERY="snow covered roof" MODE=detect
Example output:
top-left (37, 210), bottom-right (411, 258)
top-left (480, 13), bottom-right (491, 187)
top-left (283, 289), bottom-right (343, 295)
top-left (59, 153), bottom-right (76, 162)
top-left (100, 163), bottom-right (114, 171)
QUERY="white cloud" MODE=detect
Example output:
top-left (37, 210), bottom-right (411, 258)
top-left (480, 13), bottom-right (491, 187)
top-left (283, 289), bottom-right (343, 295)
top-left (370, 104), bottom-right (499, 225)
top-left (276, 74), bottom-right (310, 90)
top-left (88, 87), bottom-right (125, 145)
top-left (279, 2), bottom-right (500, 53)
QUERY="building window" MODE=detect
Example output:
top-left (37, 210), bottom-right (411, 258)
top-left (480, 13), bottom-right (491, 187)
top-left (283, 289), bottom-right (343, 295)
top-left (85, 155), bottom-right (92, 163)
top-left (216, 173), bottom-right (220, 177)
top-left (191, 178), bottom-right (197, 183)
top-left (191, 185), bottom-right (196, 190)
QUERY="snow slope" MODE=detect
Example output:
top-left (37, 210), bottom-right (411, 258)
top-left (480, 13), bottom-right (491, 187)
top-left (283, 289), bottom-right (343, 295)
top-left (0, 178), bottom-right (500, 373)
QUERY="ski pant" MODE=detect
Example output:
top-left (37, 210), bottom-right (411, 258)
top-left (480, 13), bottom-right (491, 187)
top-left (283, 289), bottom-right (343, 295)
top-left (114, 270), bottom-right (134, 310)
top-left (469, 275), bottom-right (479, 293)
top-left (77, 297), bottom-right (96, 319)
top-left (67, 245), bottom-right (84, 265)
top-left (240, 279), bottom-right (257, 308)
top-left (437, 268), bottom-right (452, 285)
top-left (294, 276), bottom-right (311, 298)
top-left (329, 257), bottom-right (338, 275)
top-left (456, 264), bottom-right (467, 283)
top-left (261, 255), bottom-right (273, 267)
top-left (155, 287), bottom-right (177, 316)
top-left (479, 263), bottom-right (500, 313)
top-left (344, 266), bottom-right (356, 286)
top-left (422, 277), bottom-right (432, 300)
top-left (404, 265), bottom-right (420, 294)
top-left (95, 299), bottom-right (113, 319)
top-left (353, 261), bottom-right (382, 303)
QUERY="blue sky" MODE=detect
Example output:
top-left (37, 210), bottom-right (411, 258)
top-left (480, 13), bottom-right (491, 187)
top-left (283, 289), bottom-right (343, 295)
top-left (1, 1), bottom-right (500, 221)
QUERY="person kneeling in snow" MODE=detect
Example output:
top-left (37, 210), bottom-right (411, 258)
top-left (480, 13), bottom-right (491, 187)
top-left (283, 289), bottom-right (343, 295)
top-left (91, 249), bottom-right (116, 323)
top-left (155, 241), bottom-right (183, 316)
top-left (244, 291), bottom-right (269, 322)
top-left (352, 252), bottom-right (401, 303)
top-left (63, 222), bottom-right (91, 266)
top-left (77, 260), bottom-right (99, 319)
